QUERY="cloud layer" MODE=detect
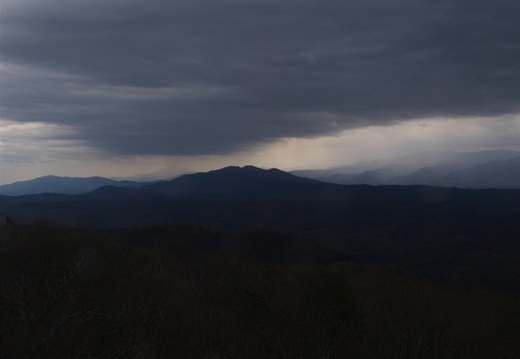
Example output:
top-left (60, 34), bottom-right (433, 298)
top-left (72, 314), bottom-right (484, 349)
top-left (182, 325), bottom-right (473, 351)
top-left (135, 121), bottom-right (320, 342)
top-left (1, 0), bottom-right (518, 156)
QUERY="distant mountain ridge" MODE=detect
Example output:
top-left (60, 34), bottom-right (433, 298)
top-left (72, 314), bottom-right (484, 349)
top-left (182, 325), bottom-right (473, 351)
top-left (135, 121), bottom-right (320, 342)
top-left (3, 150), bottom-right (518, 195)
top-left (0, 175), bottom-right (143, 196)
top-left (1, 165), bottom-right (518, 230)
top-left (1, 164), bottom-right (519, 291)
top-left (0, 166), bottom-right (315, 197)
top-left (386, 156), bottom-right (520, 188)
top-left (292, 150), bottom-right (520, 188)
top-left (141, 165), bottom-right (320, 197)
top-left (1, 164), bottom-right (519, 290)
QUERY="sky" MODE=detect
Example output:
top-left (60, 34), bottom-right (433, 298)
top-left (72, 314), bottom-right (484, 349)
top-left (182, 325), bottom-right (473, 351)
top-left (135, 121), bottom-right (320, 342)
top-left (0, 0), bottom-right (518, 184)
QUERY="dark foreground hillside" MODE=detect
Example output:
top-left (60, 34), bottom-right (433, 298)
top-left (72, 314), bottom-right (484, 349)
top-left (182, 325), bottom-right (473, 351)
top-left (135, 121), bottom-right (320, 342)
top-left (2, 178), bottom-right (519, 291)
top-left (1, 222), bottom-right (519, 358)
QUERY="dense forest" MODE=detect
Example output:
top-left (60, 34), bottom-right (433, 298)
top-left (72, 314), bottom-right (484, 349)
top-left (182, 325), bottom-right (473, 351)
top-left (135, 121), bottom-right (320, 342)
top-left (1, 221), bottom-right (519, 358)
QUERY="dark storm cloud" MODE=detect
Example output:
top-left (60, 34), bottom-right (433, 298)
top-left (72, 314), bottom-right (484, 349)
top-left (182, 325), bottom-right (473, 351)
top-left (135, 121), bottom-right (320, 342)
top-left (1, 0), bottom-right (518, 155)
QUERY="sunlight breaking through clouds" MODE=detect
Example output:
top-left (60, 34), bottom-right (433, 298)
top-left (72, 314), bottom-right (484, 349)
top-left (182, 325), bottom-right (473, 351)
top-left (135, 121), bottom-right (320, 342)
top-left (1, 121), bottom-right (83, 160)
top-left (248, 115), bottom-right (520, 170)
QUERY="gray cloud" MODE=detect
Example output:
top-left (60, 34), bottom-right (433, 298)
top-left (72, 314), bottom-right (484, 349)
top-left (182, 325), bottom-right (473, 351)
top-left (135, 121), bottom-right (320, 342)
top-left (1, 0), bottom-right (518, 156)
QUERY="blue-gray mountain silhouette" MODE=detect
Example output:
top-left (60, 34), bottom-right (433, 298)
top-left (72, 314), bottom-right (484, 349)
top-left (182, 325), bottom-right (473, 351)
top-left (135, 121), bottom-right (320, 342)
top-left (0, 175), bottom-right (143, 196)
top-left (141, 165), bottom-right (319, 197)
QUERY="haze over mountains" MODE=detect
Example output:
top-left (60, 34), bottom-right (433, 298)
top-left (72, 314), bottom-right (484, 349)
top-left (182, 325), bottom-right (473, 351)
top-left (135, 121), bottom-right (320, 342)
top-left (292, 149), bottom-right (520, 188)
top-left (1, 150), bottom-right (518, 196)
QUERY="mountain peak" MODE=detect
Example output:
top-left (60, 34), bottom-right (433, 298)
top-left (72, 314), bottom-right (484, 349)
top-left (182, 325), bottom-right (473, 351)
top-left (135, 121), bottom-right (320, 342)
top-left (142, 165), bottom-right (319, 196)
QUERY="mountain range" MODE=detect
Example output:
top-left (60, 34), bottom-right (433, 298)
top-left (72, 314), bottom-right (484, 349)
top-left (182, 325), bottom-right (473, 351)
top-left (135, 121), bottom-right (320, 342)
top-left (0, 175), bottom-right (144, 196)
top-left (292, 149), bottom-right (520, 188)
top-left (1, 150), bottom-right (518, 196)
top-left (1, 164), bottom-right (519, 290)
top-left (2, 164), bottom-right (517, 228)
